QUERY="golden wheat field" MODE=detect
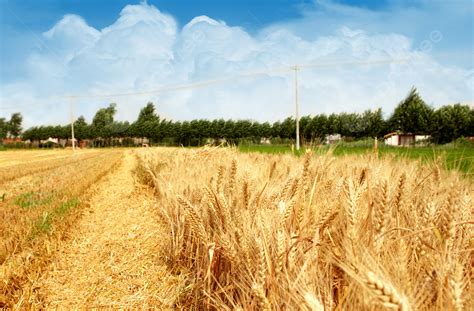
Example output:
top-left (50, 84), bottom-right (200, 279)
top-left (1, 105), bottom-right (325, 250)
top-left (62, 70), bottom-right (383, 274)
top-left (1, 147), bottom-right (473, 309)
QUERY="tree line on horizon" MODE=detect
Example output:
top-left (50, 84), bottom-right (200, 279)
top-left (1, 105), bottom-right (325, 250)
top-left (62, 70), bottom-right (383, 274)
top-left (1, 88), bottom-right (473, 147)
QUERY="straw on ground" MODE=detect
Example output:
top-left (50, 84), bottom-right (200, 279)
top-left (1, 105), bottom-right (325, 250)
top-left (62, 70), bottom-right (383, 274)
top-left (35, 151), bottom-right (184, 308)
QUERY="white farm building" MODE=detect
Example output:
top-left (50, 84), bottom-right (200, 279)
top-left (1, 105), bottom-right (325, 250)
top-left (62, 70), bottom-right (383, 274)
top-left (384, 132), bottom-right (430, 146)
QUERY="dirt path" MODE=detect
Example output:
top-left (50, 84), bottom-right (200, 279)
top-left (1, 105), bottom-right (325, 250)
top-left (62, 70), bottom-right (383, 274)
top-left (36, 151), bottom-right (182, 308)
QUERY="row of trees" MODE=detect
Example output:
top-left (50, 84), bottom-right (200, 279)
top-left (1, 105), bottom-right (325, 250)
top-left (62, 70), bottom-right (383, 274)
top-left (20, 103), bottom-right (387, 146)
top-left (7, 88), bottom-right (474, 146)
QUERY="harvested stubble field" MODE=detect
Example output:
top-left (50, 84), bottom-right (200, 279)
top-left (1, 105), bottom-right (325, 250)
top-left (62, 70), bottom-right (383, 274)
top-left (0, 149), bottom-right (123, 307)
top-left (1, 147), bottom-right (473, 310)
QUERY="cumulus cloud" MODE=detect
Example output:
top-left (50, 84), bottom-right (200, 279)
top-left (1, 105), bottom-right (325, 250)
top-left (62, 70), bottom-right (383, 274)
top-left (0, 1), bottom-right (472, 127)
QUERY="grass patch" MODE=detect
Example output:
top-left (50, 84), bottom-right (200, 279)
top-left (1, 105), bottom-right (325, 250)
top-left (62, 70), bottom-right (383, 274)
top-left (31, 212), bottom-right (53, 237)
top-left (14, 192), bottom-right (36, 209)
top-left (54, 198), bottom-right (80, 217)
top-left (238, 144), bottom-right (306, 155)
top-left (29, 198), bottom-right (80, 240)
top-left (14, 192), bottom-right (53, 209)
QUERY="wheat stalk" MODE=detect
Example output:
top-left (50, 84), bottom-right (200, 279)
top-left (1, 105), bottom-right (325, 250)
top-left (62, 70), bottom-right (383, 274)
top-left (364, 271), bottom-right (411, 311)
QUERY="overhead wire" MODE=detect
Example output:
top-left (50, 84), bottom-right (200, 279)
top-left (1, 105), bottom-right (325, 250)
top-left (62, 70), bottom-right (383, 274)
top-left (0, 52), bottom-right (471, 111)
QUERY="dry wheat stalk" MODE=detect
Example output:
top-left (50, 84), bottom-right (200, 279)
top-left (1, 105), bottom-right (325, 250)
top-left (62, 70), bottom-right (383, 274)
top-left (364, 271), bottom-right (411, 311)
top-left (130, 147), bottom-right (473, 310)
top-left (177, 195), bottom-right (208, 243)
top-left (304, 292), bottom-right (324, 311)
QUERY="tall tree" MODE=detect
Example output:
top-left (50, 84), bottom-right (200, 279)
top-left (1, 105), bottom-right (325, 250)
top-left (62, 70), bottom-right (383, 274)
top-left (305, 114), bottom-right (328, 140)
top-left (134, 102), bottom-right (160, 140)
top-left (74, 116), bottom-right (90, 140)
top-left (338, 113), bottom-right (364, 137)
top-left (299, 116), bottom-right (312, 141)
top-left (137, 102), bottom-right (159, 123)
top-left (8, 113), bottom-right (23, 138)
top-left (280, 117), bottom-right (295, 139)
top-left (92, 103), bottom-right (117, 138)
top-left (388, 88), bottom-right (433, 134)
top-left (326, 114), bottom-right (340, 134)
top-left (362, 108), bottom-right (385, 138)
top-left (260, 122), bottom-right (272, 138)
top-left (431, 104), bottom-right (473, 144)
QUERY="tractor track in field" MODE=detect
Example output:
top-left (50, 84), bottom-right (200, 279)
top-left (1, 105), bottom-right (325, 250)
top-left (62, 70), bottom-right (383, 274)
top-left (33, 151), bottom-right (181, 308)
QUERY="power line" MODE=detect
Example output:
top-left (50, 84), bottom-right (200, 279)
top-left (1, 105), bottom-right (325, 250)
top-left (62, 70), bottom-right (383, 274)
top-left (57, 65), bottom-right (292, 99)
top-left (75, 58), bottom-right (416, 99)
top-left (297, 57), bottom-right (411, 70)
top-left (0, 56), bottom-right (412, 111)
top-left (62, 58), bottom-right (412, 99)
top-left (1, 54), bottom-right (471, 111)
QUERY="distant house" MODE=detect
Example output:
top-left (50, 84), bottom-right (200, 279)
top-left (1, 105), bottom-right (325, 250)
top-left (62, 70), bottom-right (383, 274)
top-left (132, 137), bottom-right (150, 145)
top-left (1, 137), bottom-right (23, 144)
top-left (414, 135), bottom-right (431, 144)
top-left (326, 134), bottom-right (341, 145)
top-left (384, 132), bottom-right (430, 146)
top-left (79, 140), bottom-right (90, 148)
top-left (40, 137), bottom-right (59, 145)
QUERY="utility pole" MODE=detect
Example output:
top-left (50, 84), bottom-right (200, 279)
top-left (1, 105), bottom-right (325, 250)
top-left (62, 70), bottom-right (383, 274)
top-left (293, 65), bottom-right (300, 150)
top-left (69, 96), bottom-right (76, 150)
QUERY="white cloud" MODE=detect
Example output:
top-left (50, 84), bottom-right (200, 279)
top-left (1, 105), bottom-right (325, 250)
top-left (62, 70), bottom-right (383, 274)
top-left (0, 1), bottom-right (472, 128)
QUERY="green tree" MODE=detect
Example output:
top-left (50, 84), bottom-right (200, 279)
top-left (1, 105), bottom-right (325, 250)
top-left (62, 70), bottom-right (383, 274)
top-left (0, 118), bottom-right (7, 139)
top-left (22, 127), bottom-right (35, 141)
top-left (337, 113), bottom-right (363, 137)
top-left (326, 114), bottom-right (340, 134)
top-left (215, 119), bottom-right (226, 139)
top-left (272, 121), bottom-right (282, 138)
top-left (280, 117), bottom-right (295, 139)
top-left (260, 122), bottom-right (272, 138)
top-left (111, 121), bottom-right (130, 138)
top-left (92, 103), bottom-right (117, 138)
top-left (224, 120), bottom-right (236, 142)
top-left (311, 114), bottom-right (328, 140)
top-left (8, 113), bottom-right (23, 138)
top-left (299, 116), bottom-right (312, 141)
top-left (431, 104), bottom-right (473, 144)
top-left (133, 102), bottom-right (160, 140)
top-left (388, 88), bottom-right (433, 134)
top-left (469, 109), bottom-right (474, 136)
top-left (137, 102), bottom-right (159, 123)
top-left (74, 116), bottom-right (90, 140)
top-left (234, 120), bottom-right (252, 141)
top-left (362, 108), bottom-right (385, 138)
top-left (249, 122), bottom-right (263, 143)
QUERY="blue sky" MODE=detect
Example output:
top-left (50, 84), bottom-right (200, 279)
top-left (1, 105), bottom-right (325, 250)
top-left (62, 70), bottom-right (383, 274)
top-left (1, 1), bottom-right (392, 31)
top-left (1, 0), bottom-right (309, 29)
top-left (0, 0), bottom-right (473, 126)
top-left (1, 0), bottom-right (308, 77)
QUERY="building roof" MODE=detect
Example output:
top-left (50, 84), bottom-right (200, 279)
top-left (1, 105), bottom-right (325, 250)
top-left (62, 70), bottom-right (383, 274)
top-left (383, 132), bottom-right (398, 139)
top-left (384, 132), bottom-right (416, 139)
